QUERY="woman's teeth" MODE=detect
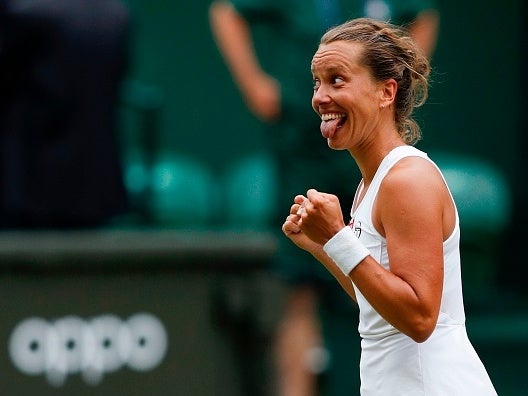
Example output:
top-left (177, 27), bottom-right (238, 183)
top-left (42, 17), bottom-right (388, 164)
top-left (321, 113), bottom-right (346, 121)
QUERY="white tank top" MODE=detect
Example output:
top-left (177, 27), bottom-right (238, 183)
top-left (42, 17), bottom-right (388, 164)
top-left (350, 145), bottom-right (466, 340)
top-left (350, 146), bottom-right (496, 395)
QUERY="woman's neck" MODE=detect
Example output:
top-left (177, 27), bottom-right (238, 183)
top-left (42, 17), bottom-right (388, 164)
top-left (352, 136), bottom-right (406, 183)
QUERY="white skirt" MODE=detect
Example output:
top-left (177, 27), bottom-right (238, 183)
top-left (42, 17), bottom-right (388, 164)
top-left (359, 325), bottom-right (497, 395)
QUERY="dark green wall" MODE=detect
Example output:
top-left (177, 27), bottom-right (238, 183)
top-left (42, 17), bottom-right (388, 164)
top-left (416, 0), bottom-right (522, 180)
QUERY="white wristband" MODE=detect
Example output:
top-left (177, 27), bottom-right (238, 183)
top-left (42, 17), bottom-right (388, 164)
top-left (323, 226), bottom-right (370, 276)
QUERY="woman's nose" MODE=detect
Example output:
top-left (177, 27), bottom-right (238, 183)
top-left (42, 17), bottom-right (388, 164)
top-left (312, 84), bottom-right (331, 107)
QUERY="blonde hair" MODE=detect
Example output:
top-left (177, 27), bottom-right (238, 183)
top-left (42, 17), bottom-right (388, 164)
top-left (320, 18), bottom-right (430, 145)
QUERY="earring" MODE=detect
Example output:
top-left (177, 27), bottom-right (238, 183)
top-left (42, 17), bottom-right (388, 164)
top-left (380, 104), bottom-right (385, 109)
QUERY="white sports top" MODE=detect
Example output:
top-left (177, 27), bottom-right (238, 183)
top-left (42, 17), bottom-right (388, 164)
top-left (350, 145), bottom-right (496, 395)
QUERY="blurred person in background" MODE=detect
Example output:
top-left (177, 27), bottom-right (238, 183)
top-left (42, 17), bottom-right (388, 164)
top-left (209, 1), bottom-right (438, 395)
top-left (0, 0), bottom-right (129, 228)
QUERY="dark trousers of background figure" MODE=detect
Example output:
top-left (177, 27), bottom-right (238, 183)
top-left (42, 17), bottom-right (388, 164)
top-left (0, 0), bottom-right (129, 228)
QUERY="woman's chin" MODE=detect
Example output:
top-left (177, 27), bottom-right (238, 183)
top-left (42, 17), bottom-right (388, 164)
top-left (327, 139), bottom-right (347, 151)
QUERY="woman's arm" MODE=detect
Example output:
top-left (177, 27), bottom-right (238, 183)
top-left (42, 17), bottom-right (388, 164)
top-left (291, 159), bottom-right (451, 342)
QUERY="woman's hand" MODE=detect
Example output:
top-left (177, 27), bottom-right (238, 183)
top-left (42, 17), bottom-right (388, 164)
top-left (282, 194), bottom-right (318, 252)
top-left (296, 189), bottom-right (346, 245)
top-left (282, 189), bottom-right (346, 249)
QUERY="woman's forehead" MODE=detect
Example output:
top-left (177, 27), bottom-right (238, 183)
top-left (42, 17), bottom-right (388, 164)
top-left (311, 41), bottom-right (364, 71)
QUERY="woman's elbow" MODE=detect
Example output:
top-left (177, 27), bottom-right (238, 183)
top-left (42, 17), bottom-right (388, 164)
top-left (409, 329), bottom-right (433, 343)
top-left (405, 315), bottom-right (437, 343)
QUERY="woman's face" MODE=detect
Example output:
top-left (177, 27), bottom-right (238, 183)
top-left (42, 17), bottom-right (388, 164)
top-left (311, 41), bottom-right (386, 151)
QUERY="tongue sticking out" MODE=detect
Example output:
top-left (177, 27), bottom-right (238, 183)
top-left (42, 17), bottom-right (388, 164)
top-left (320, 118), bottom-right (343, 139)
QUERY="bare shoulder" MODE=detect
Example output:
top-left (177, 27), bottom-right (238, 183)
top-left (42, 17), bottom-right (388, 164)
top-left (374, 155), bottom-right (455, 239)
top-left (381, 156), bottom-right (446, 195)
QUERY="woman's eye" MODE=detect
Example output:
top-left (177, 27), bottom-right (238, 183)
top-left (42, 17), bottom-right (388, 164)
top-left (312, 79), bottom-right (320, 90)
top-left (333, 76), bottom-right (344, 84)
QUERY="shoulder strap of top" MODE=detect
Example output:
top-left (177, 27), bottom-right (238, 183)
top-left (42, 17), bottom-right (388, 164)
top-left (359, 145), bottom-right (459, 226)
top-left (370, 145), bottom-right (427, 195)
top-left (353, 146), bottom-right (428, 217)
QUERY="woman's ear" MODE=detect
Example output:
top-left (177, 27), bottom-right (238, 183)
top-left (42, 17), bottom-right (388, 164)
top-left (380, 78), bottom-right (397, 108)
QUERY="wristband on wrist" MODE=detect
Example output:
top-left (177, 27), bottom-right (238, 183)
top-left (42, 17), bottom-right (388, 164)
top-left (323, 226), bottom-right (370, 276)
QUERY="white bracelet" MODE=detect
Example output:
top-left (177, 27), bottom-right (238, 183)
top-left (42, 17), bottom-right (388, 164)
top-left (323, 226), bottom-right (370, 276)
